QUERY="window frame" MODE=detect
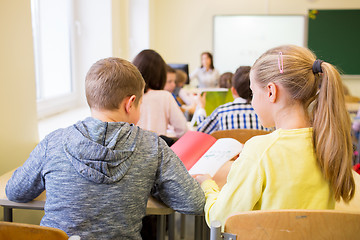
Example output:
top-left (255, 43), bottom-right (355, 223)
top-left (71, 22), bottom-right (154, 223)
top-left (31, 0), bottom-right (79, 119)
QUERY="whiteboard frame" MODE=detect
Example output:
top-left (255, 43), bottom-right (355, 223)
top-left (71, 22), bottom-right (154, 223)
top-left (212, 14), bottom-right (307, 74)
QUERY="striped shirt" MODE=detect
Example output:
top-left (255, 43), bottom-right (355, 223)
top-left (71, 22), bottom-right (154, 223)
top-left (196, 98), bottom-right (267, 134)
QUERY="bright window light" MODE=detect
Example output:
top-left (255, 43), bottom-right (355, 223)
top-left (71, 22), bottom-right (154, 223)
top-left (31, 0), bottom-right (75, 118)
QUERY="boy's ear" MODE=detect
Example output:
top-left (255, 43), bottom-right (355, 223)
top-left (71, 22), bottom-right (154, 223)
top-left (125, 95), bottom-right (136, 113)
top-left (267, 82), bottom-right (277, 103)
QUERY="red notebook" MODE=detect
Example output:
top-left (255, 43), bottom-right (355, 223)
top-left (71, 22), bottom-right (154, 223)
top-left (171, 131), bottom-right (243, 176)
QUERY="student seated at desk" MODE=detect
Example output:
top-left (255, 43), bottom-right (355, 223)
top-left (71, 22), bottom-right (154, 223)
top-left (5, 58), bottom-right (205, 240)
top-left (174, 69), bottom-right (193, 105)
top-left (195, 45), bottom-right (355, 228)
top-left (195, 66), bottom-right (267, 134)
top-left (134, 49), bottom-right (188, 138)
top-left (164, 65), bottom-right (181, 107)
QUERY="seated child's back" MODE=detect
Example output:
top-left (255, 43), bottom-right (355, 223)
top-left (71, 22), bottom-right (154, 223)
top-left (6, 58), bottom-right (205, 239)
top-left (133, 50), bottom-right (188, 138)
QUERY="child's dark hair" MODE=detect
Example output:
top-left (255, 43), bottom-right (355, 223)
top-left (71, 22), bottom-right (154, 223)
top-left (85, 57), bottom-right (145, 110)
top-left (132, 49), bottom-right (167, 92)
top-left (219, 72), bottom-right (233, 89)
top-left (232, 66), bottom-right (252, 102)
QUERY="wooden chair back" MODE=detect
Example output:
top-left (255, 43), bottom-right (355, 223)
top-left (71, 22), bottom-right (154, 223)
top-left (222, 210), bottom-right (360, 240)
top-left (0, 221), bottom-right (69, 240)
top-left (210, 129), bottom-right (269, 144)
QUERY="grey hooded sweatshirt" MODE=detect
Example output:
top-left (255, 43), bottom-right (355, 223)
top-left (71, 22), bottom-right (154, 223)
top-left (6, 117), bottom-right (205, 239)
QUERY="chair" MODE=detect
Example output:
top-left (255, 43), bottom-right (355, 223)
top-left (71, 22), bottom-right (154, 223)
top-left (210, 129), bottom-right (270, 144)
top-left (0, 221), bottom-right (80, 240)
top-left (210, 210), bottom-right (360, 240)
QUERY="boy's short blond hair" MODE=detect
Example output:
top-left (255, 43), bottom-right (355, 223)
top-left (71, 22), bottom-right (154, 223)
top-left (85, 57), bottom-right (145, 110)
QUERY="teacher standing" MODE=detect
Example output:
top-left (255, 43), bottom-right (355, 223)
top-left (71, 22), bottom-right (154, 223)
top-left (190, 52), bottom-right (220, 88)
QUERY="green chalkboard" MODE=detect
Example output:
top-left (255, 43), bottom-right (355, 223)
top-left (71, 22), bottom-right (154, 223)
top-left (308, 9), bottom-right (360, 75)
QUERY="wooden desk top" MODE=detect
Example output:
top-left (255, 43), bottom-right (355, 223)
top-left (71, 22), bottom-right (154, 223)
top-left (0, 170), bottom-right (174, 215)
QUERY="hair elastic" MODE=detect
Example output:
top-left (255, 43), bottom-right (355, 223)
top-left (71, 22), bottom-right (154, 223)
top-left (278, 52), bottom-right (284, 74)
top-left (312, 59), bottom-right (324, 74)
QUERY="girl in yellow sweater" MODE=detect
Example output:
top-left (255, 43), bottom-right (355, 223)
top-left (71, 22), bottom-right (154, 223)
top-left (195, 45), bottom-right (355, 227)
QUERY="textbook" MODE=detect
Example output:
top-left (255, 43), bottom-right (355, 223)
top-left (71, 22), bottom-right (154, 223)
top-left (202, 88), bottom-right (234, 116)
top-left (170, 131), bottom-right (243, 176)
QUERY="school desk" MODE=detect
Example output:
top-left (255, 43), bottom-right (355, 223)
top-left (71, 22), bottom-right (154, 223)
top-left (0, 170), bottom-right (175, 240)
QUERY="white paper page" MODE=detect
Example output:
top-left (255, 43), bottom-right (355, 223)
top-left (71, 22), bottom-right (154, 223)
top-left (189, 138), bottom-right (243, 177)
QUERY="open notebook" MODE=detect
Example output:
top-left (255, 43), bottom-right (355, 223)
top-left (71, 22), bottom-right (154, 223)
top-left (171, 131), bottom-right (243, 177)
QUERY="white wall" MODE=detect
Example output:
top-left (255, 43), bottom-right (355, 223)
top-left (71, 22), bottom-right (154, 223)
top-left (129, 0), bottom-right (150, 60)
top-left (73, 0), bottom-right (113, 107)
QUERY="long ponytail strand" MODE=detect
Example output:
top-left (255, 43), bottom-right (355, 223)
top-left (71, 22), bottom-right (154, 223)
top-left (311, 63), bottom-right (355, 202)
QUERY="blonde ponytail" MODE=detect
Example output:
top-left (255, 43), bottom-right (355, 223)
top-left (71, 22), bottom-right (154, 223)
top-left (312, 63), bottom-right (355, 202)
top-left (252, 45), bottom-right (355, 202)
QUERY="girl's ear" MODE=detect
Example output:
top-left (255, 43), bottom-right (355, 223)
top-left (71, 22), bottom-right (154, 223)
top-left (230, 86), bottom-right (238, 97)
top-left (125, 95), bottom-right (136, 113)
top-left (267, 82), bottom-right (277, 103)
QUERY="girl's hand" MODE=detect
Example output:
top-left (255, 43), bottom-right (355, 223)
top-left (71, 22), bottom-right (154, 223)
top-left (192, 174), bottom-right (212, 185)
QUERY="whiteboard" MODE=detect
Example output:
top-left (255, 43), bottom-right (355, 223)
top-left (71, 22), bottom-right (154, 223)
top-left (213, 15), bottom-right (306, 73)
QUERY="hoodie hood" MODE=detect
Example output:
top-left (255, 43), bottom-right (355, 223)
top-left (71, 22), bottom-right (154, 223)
top-left (63, 117), bottom-right (143, 184)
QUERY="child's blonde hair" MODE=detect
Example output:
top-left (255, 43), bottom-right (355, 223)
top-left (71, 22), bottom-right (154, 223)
top-left (85, 57), bottom-right (145, 110)
top-left (175, 69), bottom-right (188, 87)
top-left (251, 45), bottom-right (355, 202)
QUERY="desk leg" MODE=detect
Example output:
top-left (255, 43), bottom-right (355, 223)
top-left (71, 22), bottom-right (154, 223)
top-left (180, 214), bottom-right (185, 239)
top-left (168, 213), bottom-right (175, 240)
top-left (202, 215), bottom-right (209, 240)
top-left (4, 207), bottom-right (13, 222)
top-left (156, 215), bottom-right (166, 240)
top-left (195, 215), bottom-right (203, 240)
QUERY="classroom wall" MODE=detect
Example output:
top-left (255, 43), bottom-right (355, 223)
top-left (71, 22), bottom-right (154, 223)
top-left (112, 0), bottom-right (130, 58)
top-left (73, 0), bottom-right (113, 107)
top-left (0, 1), bottom-right (38, 176)
top-left (150, 0), bottom-right (360, 97)
top-left (0, 0), bottom-right (43, 223)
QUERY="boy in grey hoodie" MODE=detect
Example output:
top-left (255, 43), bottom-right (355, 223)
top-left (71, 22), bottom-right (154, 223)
top-left (6, 58), bottom-right (205, 239)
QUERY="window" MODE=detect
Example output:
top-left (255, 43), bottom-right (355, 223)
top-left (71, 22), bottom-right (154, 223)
top-left (31, 0), bottom-right (76, 119)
